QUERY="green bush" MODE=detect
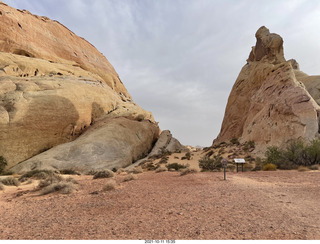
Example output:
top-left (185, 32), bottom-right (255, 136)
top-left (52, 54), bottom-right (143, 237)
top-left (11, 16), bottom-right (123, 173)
top-left (265, 139), bottom-right (320, 169)
top-left (0, 156), bottom-right (8, 175)
top-left (166, 163), bottom-right (187, 171)
top-left (263, 163), bottom-right (277, 171)
top-left (302, 139), bottom-right (320, 166)
top-left (199, 155), bottom-right (222, 171)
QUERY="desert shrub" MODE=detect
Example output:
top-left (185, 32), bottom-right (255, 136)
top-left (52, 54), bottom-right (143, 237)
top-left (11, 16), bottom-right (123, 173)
top-left (180, 167), bottom-right (199, 176)
top-left (230, 137), bottom-right (240, 145)
top-left (102, 180), bottom-right (117, 191)
top-left (116, 168), bottom-right (126, 174)
top-left (158, 156), bottom-right (169, 164)
top-left (265, 146), bottom-right (283, 165)
top-left (40, 182), bottom-right (76, 195)
top-left (309, 164), bottom-right (319, 170)
top-left (166, 163), bottom-right (187, 171)
top-left (0, 177), bottom-right (20, 186)
top-left (19, 170), bottom-right (58, 182)
top-left (93, 169), bottom-right (114, 179)
top-left (0, 182), bottom-right (4, 190)
top-left (129, 166), bottom-right (144, 174)
top-left (302, 139), bottom-right (320, 166)
top-left (199, 155), bottom-right (223, 171)
top-left (263, 163), bottom-right (277, 171)
top-left (123, 173), bottom-right (137, 182)
top-left (59, 169), bottom-right (81, 175)
top-left (181, 152), bottom-right (191, 160)
top-left (0, 156), bottom-right (8, 175)
top-left (244, 140), bottom-right (255, 151)
top-left (37, 174), bottom-right (78, 195)
top-left (297, 166), bottom-right (310, 172)
top-left (38, 174), bottom-right (64, 188)
top-left (284, 140), bottom-right (305, 165)
top-left (155, 166), bottom-right (168, 173)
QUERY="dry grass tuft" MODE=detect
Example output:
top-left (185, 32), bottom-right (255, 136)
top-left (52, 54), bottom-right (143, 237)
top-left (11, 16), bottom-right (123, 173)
top-left (102, 180), bottom-right (117, 191)
top-left (40, 182), bottom-right (77, 195)
top-left (0, 182), bottom-right (4, 191)
top-left (180, 167), bottom-right (199, 176)
top-left (0, 176), bottom-right (20, 186)
top-left (123, 173), bottom-right (137, 182)
top-left (93, 169), bottom-right (114, 179)
top-left (155, 166), bottom-right (168, 173)
top-left (263, 163), bottom-right (277, 171)
top-left (298, 166), bottom-right (310, 172)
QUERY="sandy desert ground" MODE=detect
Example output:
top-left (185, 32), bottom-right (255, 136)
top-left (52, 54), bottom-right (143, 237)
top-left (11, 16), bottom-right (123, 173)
top-left (0, 168), bottom-right (320, 240)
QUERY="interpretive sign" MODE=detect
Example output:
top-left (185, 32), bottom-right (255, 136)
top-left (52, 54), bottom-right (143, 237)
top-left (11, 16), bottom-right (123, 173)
top-left (234, 158), bottom-right (245, 172)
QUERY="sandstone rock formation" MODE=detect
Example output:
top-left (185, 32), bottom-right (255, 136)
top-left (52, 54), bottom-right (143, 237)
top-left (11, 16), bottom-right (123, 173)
top-left (11, 118), bottom-right (159, 173)
top-left (0, 2), bottom-right (160, 171)
top-left (214, 26), bottom-right (320, 154)
top-left (126, 130), bottom-right (186, 169)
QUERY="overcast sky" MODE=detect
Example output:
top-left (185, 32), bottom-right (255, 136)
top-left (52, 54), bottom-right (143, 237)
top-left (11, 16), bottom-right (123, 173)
top-left (5, 0), bottom-right (320, 146)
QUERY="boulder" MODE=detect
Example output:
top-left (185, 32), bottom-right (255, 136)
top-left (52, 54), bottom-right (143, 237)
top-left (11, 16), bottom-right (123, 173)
top-left (11, 118), bottom-right (159, 173)
top-left (0, 2), bottom-right (159, 171)
top-left (214, 26), bottom-right (320, 155)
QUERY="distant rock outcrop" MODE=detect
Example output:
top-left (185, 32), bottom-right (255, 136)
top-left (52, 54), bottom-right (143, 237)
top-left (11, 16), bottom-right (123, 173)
top-left (0, 2), bottom-right (160, 171)
top-left (214, 26), bottom-right (320, 154)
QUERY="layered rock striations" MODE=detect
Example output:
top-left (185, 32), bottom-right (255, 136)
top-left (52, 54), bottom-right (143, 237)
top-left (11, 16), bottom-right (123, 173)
top-left (215, 26), bottom-right (320, 154)
top-left (0, 2), bottom-right (160, 171)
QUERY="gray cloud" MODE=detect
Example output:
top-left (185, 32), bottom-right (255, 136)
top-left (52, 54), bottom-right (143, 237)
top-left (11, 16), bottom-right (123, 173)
top-left (5, 0), bottom-right (320, 146)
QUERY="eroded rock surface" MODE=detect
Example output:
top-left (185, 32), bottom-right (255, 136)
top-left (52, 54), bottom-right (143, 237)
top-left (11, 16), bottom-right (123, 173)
top-left (0, 2), bottom-right (159, 171)
top-left (215, 26), bottom-right (320, 154)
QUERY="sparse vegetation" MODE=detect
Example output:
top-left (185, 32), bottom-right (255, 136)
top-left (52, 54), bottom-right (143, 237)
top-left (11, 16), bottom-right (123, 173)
top-left (180, 167), bottom-right (199, 176)
top-left (37, 173), bottom-right (78, 195)
top-left (181, 152), bottom-right (191, 160)
top-left (123, 173), bottom-right (137, 182)
top-left (265, 139), bottom-right (320, 170)
top-left (19, 170), bottom-right (58, 182)
top-left (199, 155), bottom-right (223, 171)
top-left (128, 166), bottom-right (144, 174)
top-left (93, 169), bottom-right (114, 179)
top-left (166, 163), bottom-right (187, 171)
top-left (230, 137), bottom-right (240, 145)
top-left (297, 166), bottom-right (310, 172)
top-left (40, 182), bottom-right (77, 195)
top-left (59, 169), bottom-right (81, 175)
top-left (309, 164), bottom-right (319, 170)
top-left (155, 166), bottom-right (168, 173)
top-left (263, 163), bottom-right (277, 171)
top-left (0, 176), bottom-right (20, 186)
top-left (102, 180), bottom-right (117, 191)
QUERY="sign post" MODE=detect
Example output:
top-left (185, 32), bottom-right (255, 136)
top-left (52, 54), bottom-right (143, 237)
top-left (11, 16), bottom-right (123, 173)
top-left (234, 158), bottom-right (246, 172)
top-left (222, 158), bottom-right (228, 180)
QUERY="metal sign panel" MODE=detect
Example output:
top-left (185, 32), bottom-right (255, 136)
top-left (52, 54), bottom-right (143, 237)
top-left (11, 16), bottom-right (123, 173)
top-left (234, 158), bottom-right (245, 163)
